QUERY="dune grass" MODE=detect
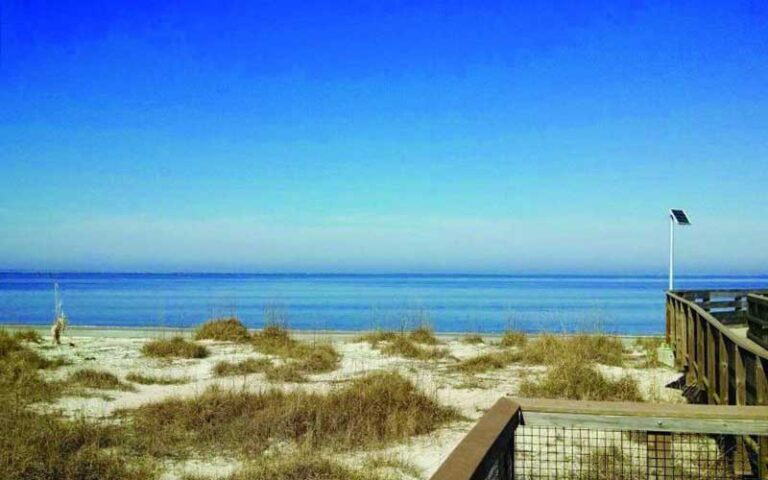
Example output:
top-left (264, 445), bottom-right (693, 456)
top-left (69, 369), bottom-right (136, 391)
top-left (381, 335), bottom-right (449, 360)
top-left (251, 323), bottom-right (340, 374)
top-left (359, 328), bottom-right (448, 360)
top-left (214, 357), bottom-right (272, 376)
top-left (499, 330), bottom-right (527, 348)
top-left (12, 328), bottom-right (43, 344)
top-left (141, 337), bottom-right (209, 359)
top-left (194, 317), bottom-right (251, 342)
top-left (461, 333), bottom-right (485, 344)
top-left (126, 372), bottom-right (190, 385)
top-left (519, 361), bottom-right (642, 401)
top-left (128, 371), bottom-right (459, 456)
top-left (408, 325), bottom-right (439, 345)
top-left (182, 455), bottom-right (391, 480)
top-left (453, 351), bottom-right (518, 374)
top-left (506, 333), bottom-right (626, 366)
top-left (635, 336), bottom-right (664, 368)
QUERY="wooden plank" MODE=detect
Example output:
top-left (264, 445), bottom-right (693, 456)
top-left (719, 333), bottom-right (730, 405)
top-left (514, 398), bottom-right (768, 424)
top-left (430, 398), bottom-right (520, 480)
top-left (707, 321), bottom-right (716, 403)
top-left (736, 348), bottom-right (747, 405)
top-left (519, 411), bottom-right (768, 435)
top-left (758, 359), bottom-right (768, 480)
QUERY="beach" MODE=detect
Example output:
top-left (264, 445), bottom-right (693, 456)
top-left (5, 324), bottom-right (684, 479)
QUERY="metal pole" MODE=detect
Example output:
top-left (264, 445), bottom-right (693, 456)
top-left (668, 215), bottom-right (675, 291)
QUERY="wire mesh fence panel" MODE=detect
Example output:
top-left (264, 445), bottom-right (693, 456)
top-left (514, 426), bottom-right (755, 480)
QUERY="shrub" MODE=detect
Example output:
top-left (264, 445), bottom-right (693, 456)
top-left (194, 317), bottom-right (250, 342)
top-left (126, 372), bottom-right (190, 385)
top-left (511, 333), bottom-right (625, 366)
top-left (141, 337), bottom-right (209, 359)
top-left (356, 330), bottom-right (400, 346)
top-left (128, 371), bottom-right (459, 456)
top-left (251, 324), bottom-right (341, 374)
top-left (519, 361), bottom-right (642, 402)
top-left (499, 330), bottom-right (527, 348)
top-left (69, 369), bottom-right (135, 391)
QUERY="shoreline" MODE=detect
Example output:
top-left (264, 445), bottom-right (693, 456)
top-left (0, 323), bottom-right (665, 341)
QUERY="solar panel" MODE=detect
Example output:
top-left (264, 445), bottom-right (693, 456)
top-left (670, 209), bottom-right (691, 225)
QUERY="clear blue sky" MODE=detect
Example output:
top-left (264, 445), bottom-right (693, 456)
top-left (1, 1), bottom-right (767, 274)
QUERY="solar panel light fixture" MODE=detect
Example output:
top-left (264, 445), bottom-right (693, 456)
top-left (668, 209), bottom-right (691, 291)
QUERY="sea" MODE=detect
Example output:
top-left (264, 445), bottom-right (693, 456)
top-left (1, 273), bottom-right (767, 335)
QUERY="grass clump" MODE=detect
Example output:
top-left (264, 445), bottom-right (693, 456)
top-left (453, 351), bottom-right (517, 374)
top-left (12, 328), bottom-right (43, 344)
top-left (635, 336), bottom-right (664, 368)
top-left (126, 372), bottom-right (190, 385)
top-left (141, 337), bottom-right (209, 359)
top-left (499, 330), bottom-right (527, 348)
top-left (69, 369), bottom-right (136, 391)
top-left (251, 323), bottom-right (341, 374)
top-left (519, 361), bottom-right (642, 402)
top-left (128, 371), bottom-right (459, 456)
top-left (511, 333), bottom-right (625, 366)
top-left (356, 330), bottom-right (400, 346)
top-left (0, 403), bottom-right (156, 480)
top-left (461, 334), bottom-right (485, 344)
top-left (381, 336), bottom-right (448, 360)
top-left (184, 455), bottom-right (389, 480)
top-left (408, 325), bottom-right (439, 345)
top-left (213, 358), bottom-right (272, 376)
top-left (194, 317), bottom-right (250, 342)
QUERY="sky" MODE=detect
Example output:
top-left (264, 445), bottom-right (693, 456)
top-left (1, 0), bottom-right (767, 274)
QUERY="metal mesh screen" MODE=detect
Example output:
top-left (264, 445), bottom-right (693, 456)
top-left (514, 426), bottom-right (754, 479)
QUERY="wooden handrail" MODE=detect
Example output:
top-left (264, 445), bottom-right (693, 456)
top-left (430, 398), bottom-right (520, 480)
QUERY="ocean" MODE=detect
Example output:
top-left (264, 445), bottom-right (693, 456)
top-left (1, 273), bottom-right (767, 334)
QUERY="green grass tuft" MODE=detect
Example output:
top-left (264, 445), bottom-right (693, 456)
top-left (141, 337), bottom-right (209, 359)
top-left (126, 372), bottom-right (190, 385)
top-left (13, 328), bottom-right (43, 344)
top-left (461, 334), bottom-right (485, 344)
top-left (499, 330), bottom-right (527, 348)
top-left (519, 361), bottom-right (642, 402)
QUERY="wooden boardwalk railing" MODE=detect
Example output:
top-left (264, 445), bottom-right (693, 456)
top-left (431, 398), bottom-right (768, 480)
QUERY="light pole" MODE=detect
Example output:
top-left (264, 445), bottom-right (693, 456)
top-left (668, 209), bottom-right (691, 291)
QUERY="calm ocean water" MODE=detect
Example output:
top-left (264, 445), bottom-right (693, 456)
top-left (1, 273), bottom-right (767, 334)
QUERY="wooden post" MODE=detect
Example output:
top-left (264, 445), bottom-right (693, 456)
top-left (719, 334), bottom-right (730, 405)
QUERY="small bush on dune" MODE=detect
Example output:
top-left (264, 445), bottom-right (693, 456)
top-left (519, 361), bottom-right (642, 402)
top-left (264, 363), bottom-right (307, 382)
top-left (0, 330), bottom-right (65, 404)
top-left (194, 317), bottom-right (250, 342)
top-left (499, 330), bottom-right (527, 348)
top-left (357, 330), bottom-right (400, 346)
top-left (13, 328), bottom-right (43, 344)
top-left (511, 333), bottom-right (625, 366)
top-left (69, 369), bottom-right (136, 391)
top-left (128, 371), bottom-right (459, 456)
top-left (126, 372), bottom-right (189, 385)
top-left (461, 334), bottom-right (484, 344)
top-left (142, 337), bottom-right (209, 359)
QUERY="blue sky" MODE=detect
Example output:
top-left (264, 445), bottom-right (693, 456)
top-left (1, 0), bottom-right (767, 273)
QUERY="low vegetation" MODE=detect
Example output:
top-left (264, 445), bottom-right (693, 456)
top-left (635, 336), bottom-right (664, 368)
top-left (453, 351), bottom-right (516, 374)
top-left (508, 333), bottom-right (625, 366)
top-left (183, 455), bottom-right (392, 480)
top-left (69, 369), bottom-right (136, 391)
top-left (194, 317), bottom-right (250, 342)
top-left (499, 330), bottom-right (527, 348)
top-left (213, 357), bottom-right (307, 382)
top-left (12, 328), bottom-right (43, 344)
top-left (359, 328), bottom-right (448, 360)
top-left (251, 323), bottom-right (340, 373)
top-left (519, 361), bottom-right (642, 401)
top-left (141, 337), bottom-right (209, 359)
top-left (408, 325), bottom-right (439, 345)
top-left (128, 371), bottom-right (459, 456)
top-left (461, 333), bottom-right (485, 344)
top-left (126, 372), bottom-right (190, 385)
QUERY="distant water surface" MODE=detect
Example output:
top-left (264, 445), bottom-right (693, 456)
top-left (1, 273), bottom-right (767, 334)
